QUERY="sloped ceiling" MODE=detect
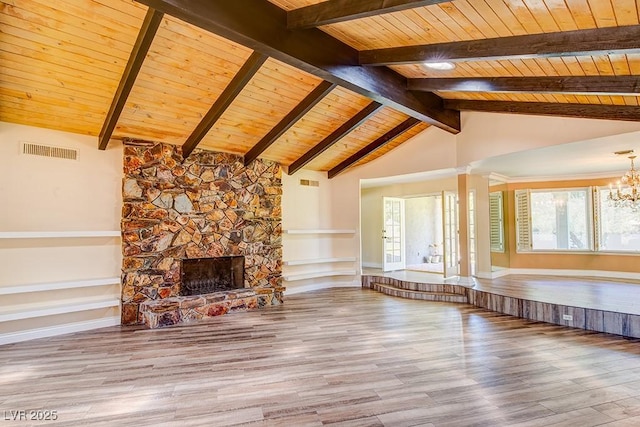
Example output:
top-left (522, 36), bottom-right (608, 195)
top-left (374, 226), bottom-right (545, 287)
top-left (2, 0), bottom-right (639, 177)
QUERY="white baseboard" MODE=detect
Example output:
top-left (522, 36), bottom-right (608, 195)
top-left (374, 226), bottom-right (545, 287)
top-left (477, 268), bottom-right (639, 281)
top-left (286, 280), bottom-right (361, 295)
top-left (0, 316), bottom-right (121, 346)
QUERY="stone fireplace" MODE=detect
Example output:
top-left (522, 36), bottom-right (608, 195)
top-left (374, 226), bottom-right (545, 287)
top-left (121, 140), bottom-right (284, 326)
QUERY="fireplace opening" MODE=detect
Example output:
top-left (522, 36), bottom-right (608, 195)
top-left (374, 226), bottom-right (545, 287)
top-left (180, 256), bottom-right (245, 296)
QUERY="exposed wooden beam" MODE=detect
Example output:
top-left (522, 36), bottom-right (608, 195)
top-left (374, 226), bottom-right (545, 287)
top-left (288, 102), bottom-right (383, 175)
top-left (328, 117), bottom-right (421, 179)
top-left (287, 0), bottom-right (452, 30)
top-left (98, 8), bottom-right (163, 150)
top-left (243, 81), bottom-right (336, 167)
top-left (444, 99), bottom-right (640, 122)
top-left (135, 0), bottom-right (460, 134)
top-left (360, 25), bottom-right (640, 66)
top-left (182, 52), bottom-right (267, 158)
top-left (408, 76), bottom-right (640, 95)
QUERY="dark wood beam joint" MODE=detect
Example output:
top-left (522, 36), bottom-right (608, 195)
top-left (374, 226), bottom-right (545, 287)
top-left (288, 101), bottom-right (383, 175)
top-left (444, 99), bottom-right (640, 122)
top-left (98, 8), bottom-right (163, 150)
top-left (182, 51), bottom-right (268, 158)
top-left (360, 24), bottom-right (640, 65)
top-left (328, 117), bottom-right (420, 179)
top-left (287, 0), bottom-right (452, 29)
top-left (243, 81), bottom-right (336, 167)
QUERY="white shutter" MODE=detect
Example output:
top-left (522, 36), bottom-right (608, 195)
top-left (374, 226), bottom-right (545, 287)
top-left (489, 191), bottom-right (504, 252)
top-left (515, 189), bottom-right (531, 252)
top-left (592, 187), bottom-right (601, 251)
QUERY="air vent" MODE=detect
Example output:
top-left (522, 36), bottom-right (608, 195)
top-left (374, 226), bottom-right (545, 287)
top-left (21, 142), bottom-right (78, 160)
top-left (299, 179), bottom-right (319, 187)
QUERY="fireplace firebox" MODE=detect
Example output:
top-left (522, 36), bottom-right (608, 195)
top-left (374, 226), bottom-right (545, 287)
top-left (180, 256), bottom-right (245, 296)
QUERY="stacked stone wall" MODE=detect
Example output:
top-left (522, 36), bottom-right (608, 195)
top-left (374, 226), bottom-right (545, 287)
top-left (121, 140), bottom-right (282, 325)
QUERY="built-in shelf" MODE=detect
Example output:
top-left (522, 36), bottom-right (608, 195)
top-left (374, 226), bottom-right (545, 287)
top-left (283, 229), bottom-right (355, 235)
top-left (0, 231), bottom-right (121, 239)
top-left (0, 277), bottom-right (120, 295)
top-left (283, 269), bottom-right (357, 281)
top-left (284, 257), bottom-right (356, 266)
top-left (0, 299), bottom-right (120, 323)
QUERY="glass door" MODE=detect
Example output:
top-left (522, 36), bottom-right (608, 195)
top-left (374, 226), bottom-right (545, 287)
top-left (382, 197), bottom-right (405, 272)
top-left (442, 191), bottom-right (459, 278)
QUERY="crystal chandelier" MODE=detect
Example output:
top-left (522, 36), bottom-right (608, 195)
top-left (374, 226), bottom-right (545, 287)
top-left (608, 152), bottom-right (640, 208)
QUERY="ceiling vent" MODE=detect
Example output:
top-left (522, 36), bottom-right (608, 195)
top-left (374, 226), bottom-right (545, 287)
top-left (21, 142), bottom-right (78, 161)
top-left (299, 179), bottom-right (319, 187)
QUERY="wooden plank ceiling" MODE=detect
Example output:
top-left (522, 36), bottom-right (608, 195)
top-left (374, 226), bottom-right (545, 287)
top-left (2, 0), bottom-right (639, 177)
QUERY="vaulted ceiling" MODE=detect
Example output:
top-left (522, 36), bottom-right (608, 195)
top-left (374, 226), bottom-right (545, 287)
top-left (2, 0), bottom-right (639, 177)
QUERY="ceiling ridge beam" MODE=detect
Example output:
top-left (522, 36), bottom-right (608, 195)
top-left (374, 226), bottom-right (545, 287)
top-left (328, 117), bottom-right (421, 179)
top-left (182, 51), bottom-right (268, 158)
top-left (287, 0), bottom-right (452, 30)
top-left (98, 8), bottom-right (163, 150)
top-left (409, 76), bottom-right (640, 95)
top-left (243, 81), bottom-right (336, 167)
top-left (288, 101), bottom-right (383, 175)
top-left (444, 99), bottom-right (640, 122)
top-left (360, 24), bottom-right (640, 66)
top-left (135, 0), bottom-right (460, 134)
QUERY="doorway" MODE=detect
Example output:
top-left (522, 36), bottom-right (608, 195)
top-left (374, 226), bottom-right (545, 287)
top-left (404, 195), bottom-right (444, 274)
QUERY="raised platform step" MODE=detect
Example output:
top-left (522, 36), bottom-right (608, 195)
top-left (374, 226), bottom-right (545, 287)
top-left (372, 282), bottom-right (469, 303)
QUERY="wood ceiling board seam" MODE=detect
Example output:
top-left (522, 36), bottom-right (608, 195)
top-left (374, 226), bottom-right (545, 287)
top-left (0, 20), bottom-right (132, 64)
top-left (3, 0), bottom-right (146, 44)
top-left (563, 0), bottom-right (597, 29)
top-left (0, 50), bottom-right (128, 89)
top-left (0, 7), bottom-right (137, 62)
top-left (587, 0), bottom-right (618, 27)
top-left (448, 0), bottom-right (501, 39)
top-left (0, 38), bottom-right (131, 78)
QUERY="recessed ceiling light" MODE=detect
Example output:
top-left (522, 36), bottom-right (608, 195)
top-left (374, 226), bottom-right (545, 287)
top-left (424, 61), bottom-right (455, 70)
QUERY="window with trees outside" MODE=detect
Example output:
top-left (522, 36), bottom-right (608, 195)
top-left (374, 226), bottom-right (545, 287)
top-left (516, 187), bottom-right (640, 253)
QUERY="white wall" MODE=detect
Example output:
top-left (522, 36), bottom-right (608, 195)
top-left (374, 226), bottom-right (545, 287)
top-left (456, 112), bottom-right (640, 167)
top-left (281, 170), bottom-right (359, 293)
top-left (0, 122), bottom-right (123, 342)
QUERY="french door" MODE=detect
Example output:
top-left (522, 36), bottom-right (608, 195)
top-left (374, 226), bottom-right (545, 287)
top-left (382, 197), bottom-right (405, 272)
top-left (442, 191), bottom-right (459, 278)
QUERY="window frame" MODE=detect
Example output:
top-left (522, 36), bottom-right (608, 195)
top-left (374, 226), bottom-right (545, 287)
top-left (515, 186), bottom-right (594, 253)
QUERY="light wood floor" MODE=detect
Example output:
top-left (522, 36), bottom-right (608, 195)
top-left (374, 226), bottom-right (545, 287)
top-left (3, 287), bottom-right (640, 426)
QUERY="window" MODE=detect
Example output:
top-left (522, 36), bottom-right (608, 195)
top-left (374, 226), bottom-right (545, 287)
top-left (516, 188), bottom-right (591, 252)
top-left (489, 191), bottom-right (504, 252)
top-left (596, 187), bottom-right (640, 252)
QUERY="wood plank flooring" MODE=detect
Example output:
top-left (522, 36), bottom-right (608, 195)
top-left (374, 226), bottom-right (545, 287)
top-left (2, 287), bottom-right (640, 426)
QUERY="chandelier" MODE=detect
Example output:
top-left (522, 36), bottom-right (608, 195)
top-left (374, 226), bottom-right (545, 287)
top-left (608, 151), bottom-right (640, 208)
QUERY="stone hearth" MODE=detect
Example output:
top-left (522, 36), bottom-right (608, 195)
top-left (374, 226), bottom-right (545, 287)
top-left (140, 286), bottom-right (285, 328)
top-left (121, 140), bottom-right (283, 325)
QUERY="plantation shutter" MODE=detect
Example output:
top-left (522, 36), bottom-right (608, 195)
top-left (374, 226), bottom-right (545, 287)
top-left (489, 191), bottom-right (504, 252)
top-left (515, 189), bottom-right (531, 252)
top-left (592, 187), bottom-right (601, 251)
